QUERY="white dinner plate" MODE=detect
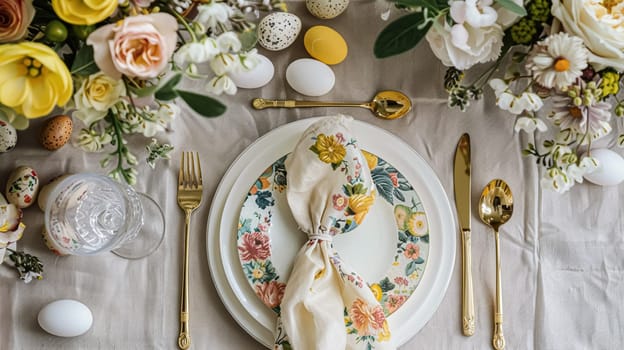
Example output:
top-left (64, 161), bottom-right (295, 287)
top-left (207, 116), bottom-right (456, 348)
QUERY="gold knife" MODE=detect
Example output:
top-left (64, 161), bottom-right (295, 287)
top-left (454, 133), bottom-right (475, 336)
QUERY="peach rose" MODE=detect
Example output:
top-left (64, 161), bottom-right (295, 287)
top-left (87, 13), bottom-right (177, 79)
top-left (0, 0), bottom-right (35, 43)
top-left (255, 281), bottom-right (286, 309)
top-left (349, 298), bottom-right (387, 336)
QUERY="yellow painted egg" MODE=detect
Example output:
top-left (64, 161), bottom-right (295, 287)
top-left (40, 115), bottom-right (72, 151)
top-left (304, 26), bottom-right (348, 65)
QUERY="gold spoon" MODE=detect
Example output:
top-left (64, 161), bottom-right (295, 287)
top-left (251, 90), bottom-right (412, 120)
top-left (478, 179), bottom-right (514, 350)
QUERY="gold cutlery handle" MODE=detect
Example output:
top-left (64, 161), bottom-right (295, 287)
top-left (461, 228), bottom-right (475, 336)
top-left (252, 98), bottom-right (366, 110)
top-left (178, 210), bottom-right (192, 350)
top-left (492, 229), bottom-right (505, 350)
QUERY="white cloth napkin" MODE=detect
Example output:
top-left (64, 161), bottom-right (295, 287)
top-left (274, 115), bottom-right (395, 350)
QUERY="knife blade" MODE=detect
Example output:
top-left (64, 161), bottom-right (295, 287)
top-left (454, 133), bottom-right (474, 336)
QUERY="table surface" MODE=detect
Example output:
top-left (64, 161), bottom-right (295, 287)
top-left (3, 1), bottom-right (624, 349)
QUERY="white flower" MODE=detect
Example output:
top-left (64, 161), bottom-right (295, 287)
top-left (526, 33), bottom-right (589, 89)
top-left (566, 156), bottom-right (598, 183)
top-left (210, 53), bottom-right (239, 75)
top-left (216, 31), bottom-right (242, 53)
top-left (202, 37), bottom-right (220, 58)
top-left (552, 0), bottom-right (624, 70)
top-left (75, 128), bottom-right (112, 152)
top-left (206, 75), bottom-right (237, 95)
top-left (550, 81), bottom-right (612, 143)
top-left (450, 0), bottom-right (498, 28)
top-left (541, 167), bottom-right (573, 193)
top-left (156, 103), bottom-right (179, 123)
top-left (0, 105), bottom-right (28, 130)
top-left (175, 42), bottom-right (208, 65)
top-left (196, 2), bottom-right (234, 30)
top-left (426, 17), bottom-right (503, 70)
top-left (496, 0), bottom-right (524, 28)
top-left (235, 49), bottom-right (260, 72)
top-left (489, 79), bottom-right (543, 114)
top-left (515, 116), bottom-right (548, 133)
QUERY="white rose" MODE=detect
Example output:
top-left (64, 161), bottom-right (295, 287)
top-left (552, 0), bottom-right (624, 70)
top-left (426, 17), bottom-right (503, 70)
top-left (73, 72), bottom-right (126, 126)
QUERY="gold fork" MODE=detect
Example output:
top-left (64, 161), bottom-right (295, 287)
top-left (177, 151), bottom-right (203, 350)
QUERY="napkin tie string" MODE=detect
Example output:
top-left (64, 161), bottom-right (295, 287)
top-left (306, 226), bottom-right (332, 242)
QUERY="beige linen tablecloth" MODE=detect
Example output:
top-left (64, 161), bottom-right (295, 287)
top-left (2, 1), bottom-right (623, 349)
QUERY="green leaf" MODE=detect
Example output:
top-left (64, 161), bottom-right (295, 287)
top-left (394, 0), bottom-right (444, 11)
top-left (405, 260), bottom-right (420, 276)
top-left (129, 83), bottom-right (160, 98)
top-left (154, 73), bottom-right (182, 101)
top-left (371, 168), bottom-right (394, 204)
top-left (176, 90), bottom-right (226, 117)
top-left (495, 0), bottom-right (527, 16)
top-left (70, 45), bottom-right (99, 75)
top-left (374, 11), bottom-right (434, 58)
top-left (238, 29), bottom-right (258, 52)
top-left (618, 134), bottom-right (624, 147)
top-left (379, 277), bottom-right (396, 292)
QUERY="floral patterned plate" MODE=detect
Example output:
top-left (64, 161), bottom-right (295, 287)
top-left (208, 117), bottom-right (456, 348)
top-left (237, 152), bottom-right (430, 316)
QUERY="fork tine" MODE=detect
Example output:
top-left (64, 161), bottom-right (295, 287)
top-left (185, 152), bottom-right (191, 186)
top-left (178, 152), bottom-right (184, 187)
top-left (190, 152), bottom-right (197, 188)
top-left (195, 152), bottom-right (202, 187)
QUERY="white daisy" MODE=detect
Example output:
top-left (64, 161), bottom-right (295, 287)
top-left (550, 80), bottom-right (612, 144)
top-left (526, 33), bottom-right (589, 89)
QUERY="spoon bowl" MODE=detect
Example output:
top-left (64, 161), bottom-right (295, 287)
top-left (251, 90), bottom-right (412, 120)
top-left (478, 179), bottom-right (513, 350)
top-left (478, 179), bottom-right (514, 231)
top-left (368, 90), bottom-right (412, 120)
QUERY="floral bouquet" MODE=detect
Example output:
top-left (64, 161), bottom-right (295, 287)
top-left (0, 0), bottom-right (284, 184)
top-left (375, 0), bottom-right (624, 192)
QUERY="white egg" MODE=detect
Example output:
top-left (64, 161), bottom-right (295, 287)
top-left (38, 299), bottom-right (93, 337)
top-left (286, 58), bottom-right (335, 96)
top-left (0, 120), bottom-right (17, 153)
top-left (583, 148), bottom-right (624, 186)
top-left (229, 54), bottom-right (275, 89)
top-left (306, 0), bottom-right (349, 19)
top-left (257, 12), bottom-right (301, 51)
top-left (6, 166), bottom-right (39, 209)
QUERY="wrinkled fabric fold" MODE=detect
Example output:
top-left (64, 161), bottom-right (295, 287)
top-left (274, 115), bottom-right (395, 350)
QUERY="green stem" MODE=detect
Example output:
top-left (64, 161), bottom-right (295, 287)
top-left (109, 111), bottom-right (127, 180)
top-left (171, 8), bottom-right (198, 42)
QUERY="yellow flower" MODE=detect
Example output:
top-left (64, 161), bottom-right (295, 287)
top-left (252, 268), bottom-right (264, 280)
top-left (313, 133), bottom-right (346, 164)
top-left (349, 191), bottom-right (375, 225)
top-left (361, 150), bottom-right (378, 170)
top-left (51, 0), bottom-right (118, 25)
top-left (600, 71), bottom-right (620, 97)
top-left (407, 212), bottom-right (428, 237)
top-left (370, 283), bottom-right (383, 301)
top-left (377, 320), bottom-right (391, 342)
top-left (0, 42), bottom-right (72, 119)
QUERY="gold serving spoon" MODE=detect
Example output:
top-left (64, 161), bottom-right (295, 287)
top-left (478, 179), bottom-right (514, 350)
top-left (251, 90), bottom-right (412, 120)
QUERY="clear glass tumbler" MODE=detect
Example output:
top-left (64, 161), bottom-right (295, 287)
top-left (44, 173), bottom-right (165, 259)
